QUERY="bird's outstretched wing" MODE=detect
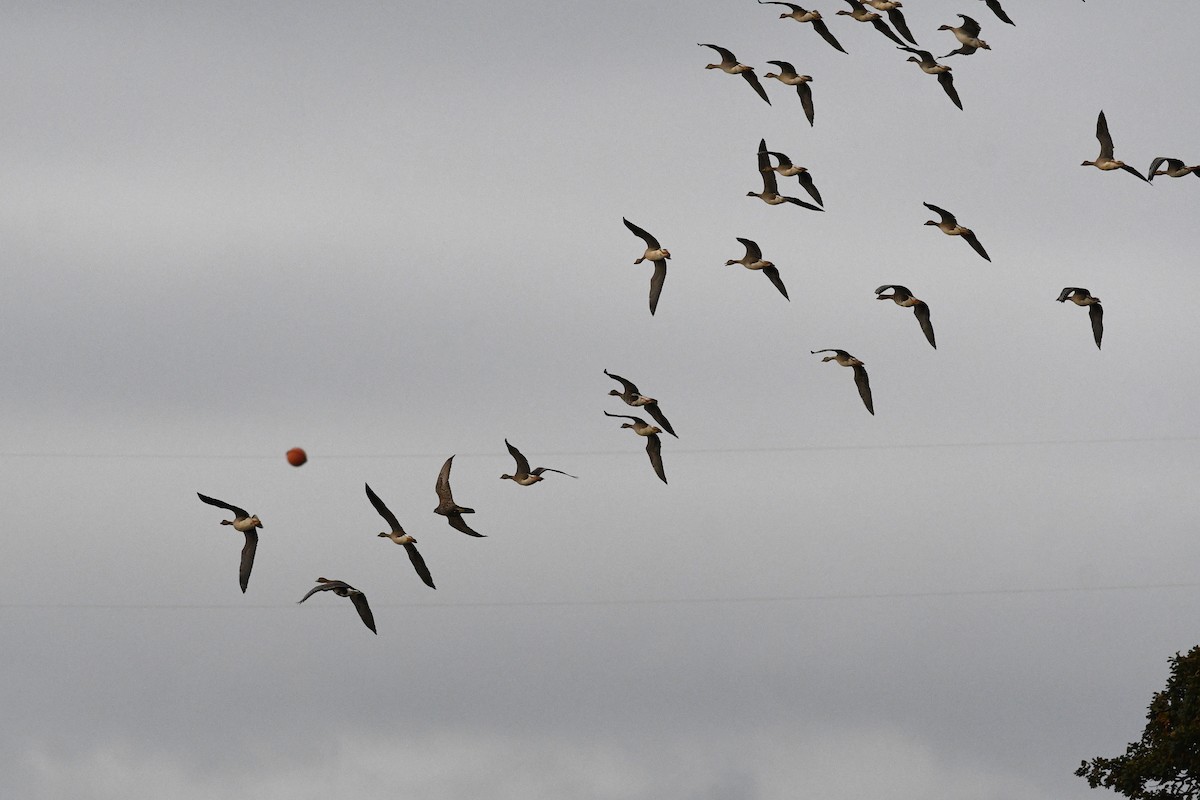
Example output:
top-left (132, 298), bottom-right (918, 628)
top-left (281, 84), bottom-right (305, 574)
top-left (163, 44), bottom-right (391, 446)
top-left (238, 531), bottom-right (257, 593)
top-left (643, 404), bottom-right (677, 439)
top-left (197, 493), bottom-right (248, 519)
top-left (648, 259), bottom-right (667, 316)
top-left (623, 217), bottom-right (661, 250)
top-left (505, 439), bottom-right (532, 476)
top-left (404, 543), bottom-right (436, 589)
top-left (853, 365), bottom-right (875, 415)
top-left (962, 230), bottom-right (991, 262)
top-left (350, 591), bottom-right (377, 634)
top-left (365, 483), bottom-right (402, 532)
top-left (646, 434), bottom-right (667, 484)
top-left (763, 265), bottom-right (790, 300)
top-left (914, 302), bottom-right (936, 349)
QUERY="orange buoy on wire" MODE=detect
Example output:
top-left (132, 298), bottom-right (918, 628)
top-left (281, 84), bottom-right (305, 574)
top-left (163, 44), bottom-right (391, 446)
top-left (286, 447), bottom-right (308, 467)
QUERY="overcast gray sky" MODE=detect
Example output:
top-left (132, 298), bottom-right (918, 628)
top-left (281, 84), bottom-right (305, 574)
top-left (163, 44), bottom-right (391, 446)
top-left (3, 2), bottom-right (1199, 798)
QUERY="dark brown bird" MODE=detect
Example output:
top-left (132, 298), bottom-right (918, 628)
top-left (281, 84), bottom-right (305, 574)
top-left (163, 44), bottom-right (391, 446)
top-left (434, 455), bottom-right (484, 537)
top-left (836, 0), bottom-right (908, 47)
top-left (1056, 288), bottom-right (1104, 349)
top-left (698, 44), bottom-right (772, 105)
top-left (897, 47), bottom-right (961, 110)
top-left (812, 349), bottom-right (874, 415)
top-left (875, 285), bottom-right (935, 349)
top-left (196, 493), bottom-right (262, 593)
top-left (365, 483), bottom-right (435, 589)
top-left (500, 440), bottom-right (577, 485)
top-left (762, 61), bottom-right (815, 126)
top-left (623, 217), bottom-right (670, 316)
top-left (605, 411), bottom-right (667, 484)
top-left (1081, 111), bottom-right (1151, 183)
top-left (298, 578), bottom-right (377, 634)
top-left (923, 202), bottom-right (991, 262)
top-left (1147, 157), bottom-right (1200, 181)
top-left (725, 238), bottom-right (790, 300)
top-left (749, 139), bottom-right (823, 210)
top-left (604, 370), bottom-right (677, 437)
top-left (757, 1), bottom-right (847, 53)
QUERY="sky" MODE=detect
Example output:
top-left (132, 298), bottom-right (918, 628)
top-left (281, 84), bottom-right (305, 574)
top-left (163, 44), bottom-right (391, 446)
top-left (2, 1), bottom-right (1199, 798)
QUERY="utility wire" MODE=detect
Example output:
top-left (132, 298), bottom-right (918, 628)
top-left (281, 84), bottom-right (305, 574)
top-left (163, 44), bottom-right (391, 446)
top-left (0, 434), bottom-right (1196, 461)
top-left (3, 580), bottom-right (1198, 612)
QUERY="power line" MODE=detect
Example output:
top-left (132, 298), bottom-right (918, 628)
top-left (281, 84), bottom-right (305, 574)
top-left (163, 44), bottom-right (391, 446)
top-left (0, 434), bottom-right (1196, 461)
top-left (2, 580), bottom-right (1197, 612)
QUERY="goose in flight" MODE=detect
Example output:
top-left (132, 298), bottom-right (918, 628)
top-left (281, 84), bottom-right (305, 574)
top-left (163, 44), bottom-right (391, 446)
top-left (749, 140), bottom-right (823, 210)
top-left (1056, 288), bottom-right (1104, 349)
top-left (761, 149), bottom-right (823, 206)
top-left (897, 46), bottom-right (961, 110)
top-left (726, 238), bottom-right (790, 300)
top-left (365, 483), bottom-right (435, 589)
top-left (1147, 156), bottom-right (1200, 181)
top-left (500, 440), bottom-right (577, 485)
top-left (605, 411), bottom-right (667, 484)
top-left (940, 15), bottom-right (990, 57)
top-left (196, 493), bottom-right (262, 593)
top-left (434, 455), bottom-right (484, 537)
top-left (835, 1), bottom-right (908, 48)
top-left (298, 578), bottom-right (377, 634)
top-left (875, 285), bottom-right (935, 348)
top-left (698, 44), bottom-right (772, 105)
top-left (622, 217), bottom-right (670, 316)
top-left (757, 2), bottom-right (847, 54)
top-left (812, 350), bottom-right (874, 415)
top-left (923, 202), bottom-right (991, 262)
top-left (604, 370), bottom-right (677, 437)
top-left (1081, 111), bottom-right (1151, 183)
top-left (762, 61), bottom-right (815, 126)
top-left (862, 1), bottom-right (918, 45)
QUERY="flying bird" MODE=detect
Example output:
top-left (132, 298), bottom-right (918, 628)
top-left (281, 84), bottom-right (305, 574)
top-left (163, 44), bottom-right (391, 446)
top-left (196, 493), bottom-right (262, 593)
top-left (1056, 288), bottom-right (1104, 349)
top-left (923, 202), bottom-right (991, 262)
top-left (761, 149), bottom-right (823, 206)
top-left (605, 411), bottom-right (667, 484)
top-left (757, 1), bottom-right (847, 53)
top-left (1147, 157), bottom-right (1200, 181)
top-left (1081, 111), bottom-right (1151, 183)
top-left (434, 455), bottom-right (484, 537)
top-left (939, 14), bottom-right (991, 57)
top-left (812, 350), bottom-right (874, 415)
top-left (862, 1), bottom-right (918, 45)
top-left (875, 285), bottom-right (936, 348)
top-left (500, 439), bottom-right (577, 485)
top-left (835, 1), bottom-right (909, 48)
top-left (725, 238), bottom-right (790, 300)
top-left (698, 44), bottom-right (771, 105)
top-left (749, 139), bottom-right (823, 210)
top-left (979, 0), bottom-right (1015, 25)
top-left (298, 578), bottom-right (377, 634)
top-left (365, 483), bottom-right (435, 589)
top-left (604, 370), bottom-right (677, 437)
top-left (762, 61), bottom-right (815, 126)
top-left (897, 46), bottom-right (962, 110)
top-left (622, 217), bottom-right (670, 316)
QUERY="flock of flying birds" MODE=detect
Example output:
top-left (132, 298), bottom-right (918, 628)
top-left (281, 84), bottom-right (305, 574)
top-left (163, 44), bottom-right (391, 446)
top-left (624, 0), bottom-right (1195, 416)
top-left (194, 1), bottom-right (1194, 634)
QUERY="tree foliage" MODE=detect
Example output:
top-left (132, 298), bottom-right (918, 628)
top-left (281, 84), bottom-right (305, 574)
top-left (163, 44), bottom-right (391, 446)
top-left (1077, 646), bottom-right (1200, 799)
